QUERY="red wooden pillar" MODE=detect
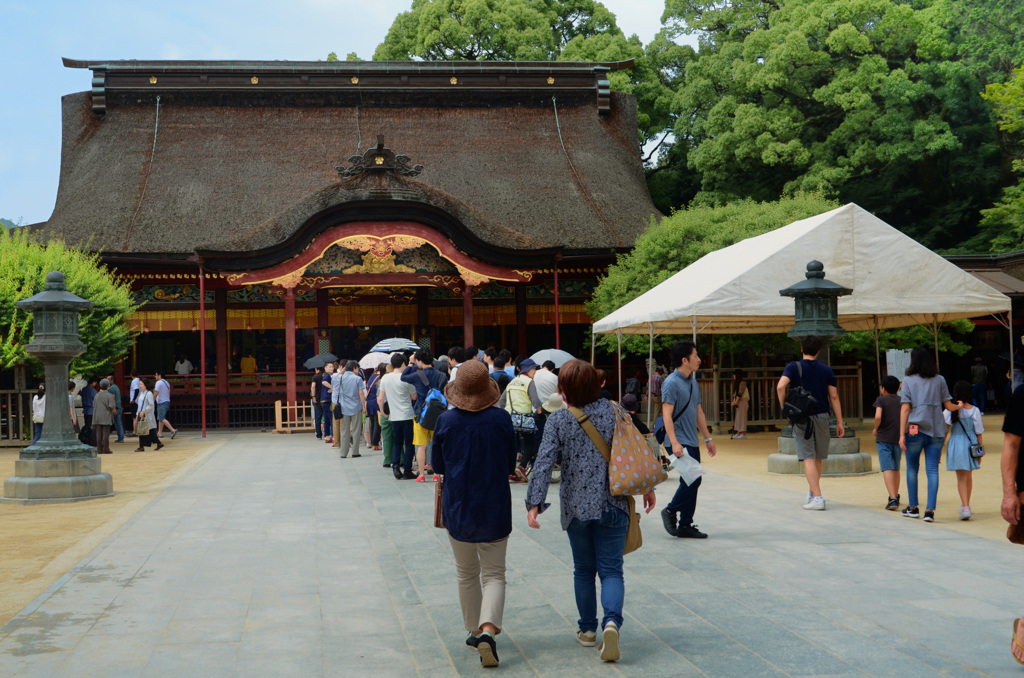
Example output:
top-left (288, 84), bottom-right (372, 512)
top-left (462, 285), bottom-right (474, 348)
top-left (284, 286), bottom-right (297, 407)
top-left (515, 283), bottom-right (528, 356)
top-left (198, 263), bottom-right (207, 438)
top-left (215, 288), bottom-right (229, 428)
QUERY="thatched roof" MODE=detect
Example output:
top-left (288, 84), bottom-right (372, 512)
top-left (38, 60), bottom-right (661, 267)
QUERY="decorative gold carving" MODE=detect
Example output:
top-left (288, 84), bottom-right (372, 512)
top-left (547, 76), bottom-right (555, 85)
top-left (149, 76), bottom-right (157, 84)
top-left (419, 274), bottom-right (462, 288)
top-left (350, 76), bottom-right (359, 84)
top-left (152, 289), bottom-right (182, 302)
top-left (251, 76), bottom-right (259, 84)
top-left (342, 252), bottom-right (417, 275)
top-left (450, 76), bottom-right (458, 85)
top-left (273, 270), bottom-right (304, 289)
top-left (511, 269), bottom-right (536, 281)
top-left (224, 273), bottom-right (248, 285)
top-left (457, 267), bottom-right (490, 288)
top-left (374, 156), bottom-right (384, 165)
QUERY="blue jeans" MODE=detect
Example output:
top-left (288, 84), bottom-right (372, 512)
top-left (113, 410), bottom-right (125, 442)
top-left (905, 433), bottom-right (942, 510)
top-left (971, 383), bottom-right (986, 413)
top-left (390, 419), bottom-right (414, 473)
top-left (665, 444), bottom-right (701, 525)
top-left (321, 405), bottom-right (333, 438)
top-left (565, 507), bottom-right (628, 632)
top-left (33, 422), bottom-right (43, 444)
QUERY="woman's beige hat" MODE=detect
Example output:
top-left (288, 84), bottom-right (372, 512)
top-left (444, 359), bottom-right (501, 412)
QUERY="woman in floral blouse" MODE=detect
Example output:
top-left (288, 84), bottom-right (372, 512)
top-left (526, 360), bottom-right (656, 664)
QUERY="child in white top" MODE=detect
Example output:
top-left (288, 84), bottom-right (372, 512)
top-left (944, 380), bottom-right (984, 520)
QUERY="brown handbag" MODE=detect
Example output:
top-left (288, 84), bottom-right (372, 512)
top-left (1008, 491), bottom-right (1024, 545)
top-left (568, 407), bottom-right (643, 555)
top-left (434, 477), bottom-right (445, 529)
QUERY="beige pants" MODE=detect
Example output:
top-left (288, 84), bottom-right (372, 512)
top-left (448, 535), bottom-right (508, 633)
top-left (734, 399), bottom-right (749, 432)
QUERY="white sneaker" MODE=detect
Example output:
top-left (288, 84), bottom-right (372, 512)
top-left (598, 622), bottom-right (620, 662)
top-left (803, 496), bottom-right (826, 510)
top-left (805, 492), bottom-right (813, 505)
top-left (576, 630), bottom-right (596, 647)
top-left (959, 506), bottom-right (972, 521)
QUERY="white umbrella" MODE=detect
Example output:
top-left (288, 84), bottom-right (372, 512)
top-left (359, 352), bottom-right (390, 371)
top-left (369, 337), bottom-right (420, 353)
top-left (530, 348), bottom-right (576, 368)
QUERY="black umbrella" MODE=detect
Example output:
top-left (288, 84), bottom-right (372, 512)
top-left (999, 352), bottom-right (1024, 363)
top-left (303, 352), bottom-right (338, 369)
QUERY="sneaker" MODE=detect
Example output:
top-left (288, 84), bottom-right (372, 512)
top-left (392, 466), bottom-right (403, 480)
top-left (352, 452), bottom-right (361, 458)
top-left (885, 497), bottom-right (899, 511)
top-left (901, 506), bottom-right (920, 519)
top-left (676, 523), bottom-right (708, 539)
top-left (466, 633), bottom-right (480, 649)
top-left (403, 472), bottom-right (417, 480)
top-left (730, 433), bottom-right (739, 439)
top-left (736, 433), bottom-right (747, 439)
top-left (508, 473), bottom-right (524, 483)
top-left (599, 622), bottom-right (620, 662)
top-left (923, 510), bottom-right (935, 523)
top-left (476, 633), bottom-right (499, 667)
top-left (416, 476), bottom-right (426, 483)
top-left (806, 492), bottom-right (813, 505)
top-left (515, 465), bottom-right (530, 482)
top-left (660, 508), bottom-right (678, 536)
top-left (576, 630), bottom-right (597, 647)
top-left (803, 496), bottom-right (826, 511)
top-left (959, 506), bottom-right (972, 521)
top-left (433, 475), bottom-right (440, 482)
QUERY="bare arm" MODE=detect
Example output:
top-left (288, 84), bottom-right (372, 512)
top-left (872, 406), bottom-right (882, 437)
top-left (898, 402), bottom-right (910, 451)
top-left (827, 385), bottom-right (844, 438)
top-left (696, 405), bottom-right (717, 458)
top-left (776, 375), bottom-right (790, 408)
top-left (1002, 433), bottom-right (1022, 525)
top-left (662, 401), bottom-right (682, 456)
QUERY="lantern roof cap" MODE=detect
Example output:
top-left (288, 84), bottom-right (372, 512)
top-left (779, 261), bottom-right (852, 298)
top-left (16, 271), bottom-right (95, 312)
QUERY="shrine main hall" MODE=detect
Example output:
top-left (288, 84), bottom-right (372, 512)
top-left (32, 58), bottom-right (659, 426)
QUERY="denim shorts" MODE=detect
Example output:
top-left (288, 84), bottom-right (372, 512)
top-left (876, 441), bottom-right (901, 472)
top-left (156, 401), bottom-right (170, 421)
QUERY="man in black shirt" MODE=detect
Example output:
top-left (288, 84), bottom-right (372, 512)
top-left (1002, 384), bottom-right (1024, 664)
top-left (311, 366), bottom-right (323, 439)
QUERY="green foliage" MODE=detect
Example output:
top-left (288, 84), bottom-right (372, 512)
top-left (981, 64), bottom-right (1024, 252)
top-left (0, 229), bottom-right (138, 377)
top-left (664, 0), bottom-right (1004, 250)
top-left (588, 193), bottom-right (839, 355)
top-left (832, 319), bottom-right (976, 361)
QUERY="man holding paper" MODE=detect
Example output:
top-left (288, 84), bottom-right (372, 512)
top-left (660, 340), bottom-right (717, 539)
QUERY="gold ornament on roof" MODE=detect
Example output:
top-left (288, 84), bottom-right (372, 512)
top-left (450, 76), bottom-right (458, 85)
top-left (547, 77), bottom-right (555, 85)
top-left (343, 252), bottom-right (417, 275)
top-left (374, 156), bottom-right (384, 165)
top-left (251, 76), bottom-right (259, 84)
top-left (351, 76), bottom-right (359, 84)
top-left (149, 76), bottom-right (157, 84)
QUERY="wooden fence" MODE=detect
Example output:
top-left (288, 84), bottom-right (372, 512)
top-left (274, 400), bottom-right (316, 434)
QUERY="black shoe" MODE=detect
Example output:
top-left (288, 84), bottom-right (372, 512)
top-left (393, 466), bottom-right (403, 479)
top-left (171, 430), bottom-right (177, 439)
top-left (403, 471), bottom-right (416, 480)
top-left (923, 510), bottom-right (935, 523)
top-left (676, 523), bottom-right (708, 539)
top-left (661, 508), bottom-right (678, 536)
top-left (476, 633), bottom-right (499, 667)
top-left (885, 497), bottom-right (899, 511)
top-left (352, 453), bottom-right (361, 458)
top-left (901, 506), bottom-right (920, 519)
top-left (466, 634), bottom-right (480, 648)
top-left (383, 462), bottom-right (391, 468)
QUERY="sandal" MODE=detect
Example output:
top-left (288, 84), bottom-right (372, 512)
top-left (1014, 619), bottom-right (1024, 665)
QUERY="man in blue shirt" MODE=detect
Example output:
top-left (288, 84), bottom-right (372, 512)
top-left (333, 360), bottom-right (366, 459)
top-left (81, 376), bottom-right (97, 431)
top-left (776, 335), bottom-right (845, 511)
top-left (402, 349), bottom-right (448, 480)
top-left (661, 341), bottom-right (718, 539)
top-left (320, 362), bottom-right (335, 444)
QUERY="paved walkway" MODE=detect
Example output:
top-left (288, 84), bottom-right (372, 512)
top-left (1, 431), bottom-right (1022, 677)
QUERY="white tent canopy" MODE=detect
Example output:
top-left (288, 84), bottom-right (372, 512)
top-left (594, 203), bottom-right (1012, 336)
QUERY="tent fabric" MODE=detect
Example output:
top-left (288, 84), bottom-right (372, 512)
top-left (594, 203), bottom-right (1012, 336)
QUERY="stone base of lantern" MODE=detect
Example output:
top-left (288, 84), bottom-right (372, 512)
top-left (767, 435), bottom-right (875, 476)
top-left (2, 457), bottom-right (114, 504)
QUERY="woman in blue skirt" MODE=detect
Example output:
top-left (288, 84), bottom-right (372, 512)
top-left (944, 380), bottom-right (983, 520)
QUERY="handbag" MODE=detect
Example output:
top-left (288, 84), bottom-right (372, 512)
top-left (332, 403), bottom-right (342, 419)
top-left (433, 476), bottom-right (445, 529)
top-left (568, 406), bottom-right (654, 555)
top-left (510, 412), bottom-right (537, 434)
top-left (956, 419), bottom-right (985, 459)
top-left (570, 404), bottom-right (668, 496)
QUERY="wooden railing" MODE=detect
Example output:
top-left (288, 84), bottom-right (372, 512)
top-left (0, 389), bottom-right (33, 445)
top-left (153, 373), bottom-right (308, 396)
top-left (274, 400), bottom-right (316, 434)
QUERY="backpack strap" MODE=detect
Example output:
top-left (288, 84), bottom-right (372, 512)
top-left (568, 406), bottom-right (611, 463)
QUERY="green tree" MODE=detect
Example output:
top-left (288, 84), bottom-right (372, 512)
top-left (664, 0), bottom-right (1003, 250)
top-left (0, 229), bottom-right (138, 377)
top-left (588, 193), bottom-right (839, 355)
top-left (831, 320), bottom-right (975, 362)
top-left (981, 64), bottom-right (1024, 251)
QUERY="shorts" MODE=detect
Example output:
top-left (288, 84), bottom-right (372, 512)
top-left (156, 401), bottom-right (170, 422)
top-left (876, 441), bottom-right (901, 472)
top-left (412, 419), bottom-right (434, 446)
top-left (793, 413), bottom-right (830, 461)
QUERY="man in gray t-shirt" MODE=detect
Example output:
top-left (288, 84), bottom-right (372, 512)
top-left (660, 340), bottom-right (718, 539)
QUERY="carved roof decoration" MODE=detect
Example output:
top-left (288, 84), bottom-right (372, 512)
top-left (337, 135), bottom-right (422, 178)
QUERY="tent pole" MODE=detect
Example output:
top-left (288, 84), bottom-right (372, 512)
top-left (647, 323), bottom-right (654, 428)
top-left (617, 330), bottom-right (623, 401)
top-left (590, 327), bottom-right (595, 364)
top-left (873, 318), bottom-right (881, 387)
top-left (933, 317), bottom-right (940, 373)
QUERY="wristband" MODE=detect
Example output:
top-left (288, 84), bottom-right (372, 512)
top-left (704, 437), bottom-right (713, 443)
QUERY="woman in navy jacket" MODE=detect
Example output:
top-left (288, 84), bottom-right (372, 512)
top-left (432, 359), bottom-right (517, 668)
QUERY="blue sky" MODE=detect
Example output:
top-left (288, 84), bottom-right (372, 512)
top-left (0, 0), bottom-right (673, 226)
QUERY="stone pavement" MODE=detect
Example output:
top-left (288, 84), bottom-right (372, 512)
top-left (1, 431), bottom-right (1022, 677)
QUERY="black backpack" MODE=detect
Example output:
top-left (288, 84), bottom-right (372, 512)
top-left (782, 361), bottom-right (819, 437)
top-left (78, 426), bottom-right (96, 447)
top-left (415, 371), bottom-right (448, 431)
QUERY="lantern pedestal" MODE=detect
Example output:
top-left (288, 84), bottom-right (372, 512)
top-left (1, 459), bottom-right (114, 505)
top-left (768, 437), bottom-right (873, 476)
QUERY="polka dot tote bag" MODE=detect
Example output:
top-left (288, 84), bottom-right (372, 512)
top-left (607, 402), bottom-right (669, 496)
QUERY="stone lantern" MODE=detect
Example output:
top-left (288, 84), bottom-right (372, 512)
top-left (767, 261), bottom-right (871, 476)
top-left (2, 271), bottom-right (113, 504)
